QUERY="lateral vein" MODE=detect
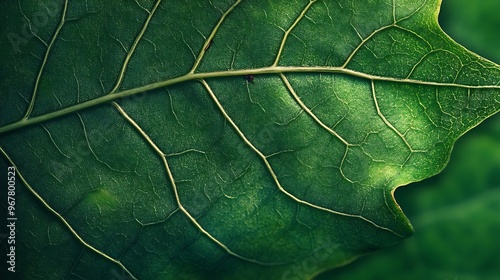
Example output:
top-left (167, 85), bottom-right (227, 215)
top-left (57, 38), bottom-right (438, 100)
top-left (0, 145), bottom-right (138, 280)
top-left (201, 79), bottom-right (404, 237)
top-left (109, 0), bottom-right (163, 94)
top-left (22, 0), bottom-right (68, 120)
top-left (112, 101), bottom-right (277, 265)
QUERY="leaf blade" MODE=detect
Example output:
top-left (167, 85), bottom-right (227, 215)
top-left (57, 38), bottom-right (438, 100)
top-left (1, 0), bottom-right (499, 279)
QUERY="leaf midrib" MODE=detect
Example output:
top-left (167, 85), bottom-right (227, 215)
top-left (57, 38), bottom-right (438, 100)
top-left (1, 66), bottom-right (499, 136)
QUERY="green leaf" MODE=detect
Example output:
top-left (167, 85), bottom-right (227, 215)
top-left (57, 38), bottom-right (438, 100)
top-left (317, 0), bottom-right (500, 278)
top-left (0, 0), bottom-right (499, 279)
top-left (316, 114), bottom-right (500, 280)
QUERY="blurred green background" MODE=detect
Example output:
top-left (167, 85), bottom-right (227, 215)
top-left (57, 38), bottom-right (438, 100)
top-left (316, 0), bottom-right (500, 279)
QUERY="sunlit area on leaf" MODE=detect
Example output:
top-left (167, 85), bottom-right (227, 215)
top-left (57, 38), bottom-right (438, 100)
top-left (317, 0), bottom-right (500, 279)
